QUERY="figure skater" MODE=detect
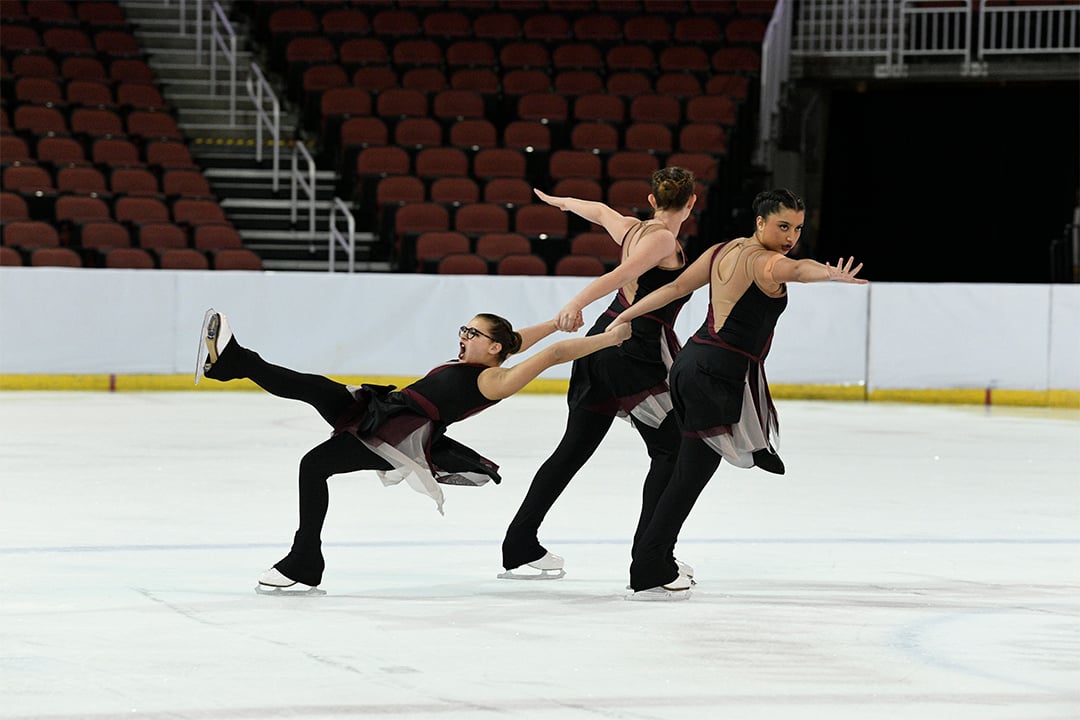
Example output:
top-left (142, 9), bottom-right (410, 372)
top-left (196, 308), bottom-right (630, 593)
top-left (500, 167), bottom-right (697, 580)
top-left (608, 189), bottom-right (868, 599)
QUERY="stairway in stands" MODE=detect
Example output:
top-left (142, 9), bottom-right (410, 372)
top-left (120, 0), bottom-right (378, 271)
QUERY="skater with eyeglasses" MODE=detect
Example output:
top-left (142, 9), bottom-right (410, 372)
top-left (195, 309), bottom-right (630, 594)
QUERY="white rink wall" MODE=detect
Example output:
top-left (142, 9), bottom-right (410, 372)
top-left (0, 268), bottom-right (1077, 391)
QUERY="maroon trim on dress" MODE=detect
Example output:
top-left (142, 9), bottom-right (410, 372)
top-left (602, 290), bottom-right (678, 330)
top-left (423, 361), bottom-right (488, 376)
top-left (455, 400), bottom-right (498, 422)
top-left (401, 388), bottom-right (440, 421)
top-left (619, 381), bottom-right (669, 412)
top-left (372, 412), bottom-right (428, 446)
top-left (683, 241), bottom-right (779, 440)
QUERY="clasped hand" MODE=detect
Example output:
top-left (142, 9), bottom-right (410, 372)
top-left (554, 308), bottom-right (584, 332)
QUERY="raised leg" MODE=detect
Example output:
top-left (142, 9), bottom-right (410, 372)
top-left (199, 310), bottom-right (355, 426)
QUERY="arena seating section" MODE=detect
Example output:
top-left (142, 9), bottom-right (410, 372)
top-left (2, 0), bottom-right (772, 274)
top-left (245, 0), bottom-right (770, 274)
top-left (0, 0), bottom-right (262, 269)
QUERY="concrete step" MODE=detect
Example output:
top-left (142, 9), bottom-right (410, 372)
top-left (177, 108), bottom-right (266, 126)
top-left (235, 224), bottom-right (374, 242)
top-left (227, 214), bottom-right (332, 231)
top-left (209, 182), bottom-right (336, 199)
top-left (204, 167), bottom-right (335, 182)
top-left (189, 147), bottom-right (293, 168)
top-left (245, 240), bottom-right (327, 253)
top-left (241, 229), bottom-right (374, 243)
top-left (181, 125), bottom-right (274, 140)
top-left (260, 258), bottom-right (326, 271)
top-left (147, 49), bottom-right (255, 68)
top-left (245, 241), bottom-right (367, 259)
top-left (136, 31), bottom-right (234, 51)
top-left (152, 66), bottom-right (256, 90)
top-left (123, 0), bottom-right (238, 25)
top-left (167, 93), bottom-right (258, 111)
top-left (221, 198), bottom-right (338, 211)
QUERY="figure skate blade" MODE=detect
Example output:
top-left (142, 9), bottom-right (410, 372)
top-left (497, 567), bottom-right (566, 580)
top-left (194, 308), bottom-right (215, 385)
top-left (255, 584), bottom-right (326, 596)
top-left (625, 586), bottom-right (692, 601)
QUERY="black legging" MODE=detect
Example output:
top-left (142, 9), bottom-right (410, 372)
top-left (500, 408), bottom-right (681, 571)
top-left (210, 343), bottom-right (392, 586)
top-left (628, 436), bottom-right (721, 591)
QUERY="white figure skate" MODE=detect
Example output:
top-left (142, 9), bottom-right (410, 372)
top-left (625, 571), bottom-right (693, 601)
top-left (626, 559), bottom-right (695, 590)
top-left (676, 559), bottom-right (696, 585)
top-left (254, 568), bottom-right (326, 596)
top-left (497, 551), bottom-right (566, 580)
top-left (194, 308), bottom-right (229, 384)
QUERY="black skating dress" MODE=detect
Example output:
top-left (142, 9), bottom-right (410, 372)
top-left (567, 222), bottom-right (690, 428)
top-left (670, 239), bottom-right (788, 466)
top-left (333, 362), bottom-right (501, 514)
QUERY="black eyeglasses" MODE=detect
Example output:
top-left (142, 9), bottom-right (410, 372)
top-left (459, 325), bottom-right (495, 341)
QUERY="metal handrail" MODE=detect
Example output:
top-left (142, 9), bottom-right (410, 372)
top-left (291, 141), bottom-right (317, 238)
top-left (792, 1), bottom-right (1077, 73)
top-left (792, 0), bottom-right (895, 62)
top-left (979, 2), bottom-right (1080, 59)
top-left (328, 198), bottom-right (356, 273)
top-left (246, 62), bottom-right (281, 191)
top-left (173, 0), bottom-right (206, 63)
top-left (898, 0), bottom-right (973, 72)
top-left (208, 1), bottom-right (237, 126)
top-left (756, 0), bottom-right (793, 169)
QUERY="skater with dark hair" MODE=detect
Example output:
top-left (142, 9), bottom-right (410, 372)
top-left (196, 309), bottom-right (630, 593)
top-left (499, 166), bottom-right (698, 580)
top-left (608, 189), bottom-right (868, 600)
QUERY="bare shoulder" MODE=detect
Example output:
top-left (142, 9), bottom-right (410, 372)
top-left (476, 365), bottom-right (511, 401)
top-left (609, 215), bottom-right (643, 245)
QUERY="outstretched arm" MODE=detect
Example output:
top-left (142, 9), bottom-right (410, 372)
top-left (766, 255), bottom-right (867, 285)
top-left (514, 319), bottom-right (560, 354)
top-left (606, 243), bottom-right (717, 330)
top-left (554, 229), bottom-right (677, 330)
top-left (534, 188), bottom-right (638, 241)
top-left (477, 324), bottom-right (632, 400)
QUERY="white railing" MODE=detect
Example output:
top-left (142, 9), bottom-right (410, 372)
top-left (291, 141), bottom-right (317, 238)
top-left (757, 0), bottom-right (794, 169)
top-left (792, 0), bottom-right (1079, 74)
top-left (792, 0), bottom-right (894, 62)
top-left (208, 0), bottom-right (237, 126)
top-left (175, 0), bottom-right (205, 63)
top-left (897, 0), bottom-right (973, 71)
top-left (328, 198), bottom-right (357, 273)
top-left (979, 1), bottom-right (1080, 59)
top-left (246, 62), bottom-right (281, 192)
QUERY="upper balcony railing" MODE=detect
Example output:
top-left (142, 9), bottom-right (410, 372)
top-left (758, 1), bottom-right (1077, 169)
top-left (790, 0), bottom-right (1079, 77)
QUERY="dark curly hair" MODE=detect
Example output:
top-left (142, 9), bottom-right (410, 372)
top-left (752, 189), bottom-right (805, 219)
top-left (474, 313), bottom-right (523, 362)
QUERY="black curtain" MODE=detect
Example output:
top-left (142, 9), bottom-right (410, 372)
top-left (819, 81), bottom-right (1079, 283)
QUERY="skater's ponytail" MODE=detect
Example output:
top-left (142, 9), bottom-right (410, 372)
top-left (476, 313), bottom-right (522, 362)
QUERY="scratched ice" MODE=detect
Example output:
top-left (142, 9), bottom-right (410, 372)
top-left (1, 392), bottom-right (1077, 720)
